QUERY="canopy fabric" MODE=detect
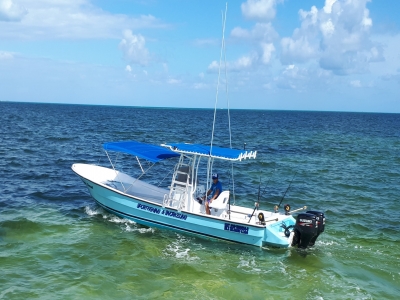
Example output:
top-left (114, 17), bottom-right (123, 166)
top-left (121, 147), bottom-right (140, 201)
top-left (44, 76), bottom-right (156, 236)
top-left (163, 143), bottom-right (257, 161)
top-left (103, 141), bottom-right (180, 163)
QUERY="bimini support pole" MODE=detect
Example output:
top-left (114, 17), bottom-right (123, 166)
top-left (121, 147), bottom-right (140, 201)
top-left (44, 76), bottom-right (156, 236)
top-left (105, 150), bottom-right (126, 191)
top-left (136, 156), bottom-right (144, 174)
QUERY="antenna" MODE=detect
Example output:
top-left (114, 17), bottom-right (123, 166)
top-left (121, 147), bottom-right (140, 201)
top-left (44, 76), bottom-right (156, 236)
top-left (277, 172), bottom-right (297, 210)
top-left (208, 3), bottom-right (228, 195)
top-left (210, 2), bottom-right (228, 154)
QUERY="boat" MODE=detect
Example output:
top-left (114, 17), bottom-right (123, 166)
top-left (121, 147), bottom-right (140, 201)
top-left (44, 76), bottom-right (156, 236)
top-left (72, 4), bottom-right (325, 248)
top-left (72, 140), bottom-right (325, 248)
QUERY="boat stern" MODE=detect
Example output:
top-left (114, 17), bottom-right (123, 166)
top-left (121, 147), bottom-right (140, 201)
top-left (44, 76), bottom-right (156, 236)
top-left (262, 215), bottom-right (296, 248)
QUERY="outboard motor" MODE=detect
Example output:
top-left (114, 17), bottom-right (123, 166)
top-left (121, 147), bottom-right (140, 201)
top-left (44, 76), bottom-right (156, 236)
top-left (306, 210), bottom-right (325, 246)
top-left (292, 213), bottom-right (318, 249)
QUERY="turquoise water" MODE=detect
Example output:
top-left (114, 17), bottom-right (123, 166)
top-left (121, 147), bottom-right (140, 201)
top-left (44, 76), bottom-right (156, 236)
top-left (1, 102), bottom-right (399, 299)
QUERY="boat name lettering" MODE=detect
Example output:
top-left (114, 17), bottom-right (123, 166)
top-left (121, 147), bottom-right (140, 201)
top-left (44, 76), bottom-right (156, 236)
top-left (136, 204), bottom-right (187, 220)
top-left (137, 203), bottom-right (161, 214)
top-left (162, 209), bottom-right (187, 220)
top-left (299, 219), bottom-right (313, 223)
top-left (224, 223), bottom-right (249, 234)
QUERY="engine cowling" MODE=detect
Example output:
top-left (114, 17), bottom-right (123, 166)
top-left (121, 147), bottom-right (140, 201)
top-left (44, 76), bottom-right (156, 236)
top-left (306, 210), bottom-right (325, 246)
top-left (292, 213), bottom-right (318, 248)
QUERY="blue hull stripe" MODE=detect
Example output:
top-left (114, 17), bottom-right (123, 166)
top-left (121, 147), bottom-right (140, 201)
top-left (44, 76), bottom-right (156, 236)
top-left (95, 200), bottom-right (250, 245)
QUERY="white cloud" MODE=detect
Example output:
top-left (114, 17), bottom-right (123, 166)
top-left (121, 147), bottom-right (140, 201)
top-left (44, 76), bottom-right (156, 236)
top-left (279, 0), bottom-right (381, 75)
top-left (0, 0), bottom-right (27, 21)
top-left (228, 22), bottom-right (278, 70)
top-left (119, 30), bottom-right (150, 66)
top-left (320, 19), bottom-right (335, 37)
top-left (230, 27), bottom-right (249, 39)
top-left (260, 42), bottom-right (275, 64)
top-left (236, 55), bottom-right (254, 69)
top-left (323, 0), bottom-right (336, 14)
top-left (273, 63), bottom-right (335, 92)
top-left (231, 22), bottom-right (278, 42)
top-left (369, 34), bottom-right (400, 77)
top-left (0, 51), bottom-right (14, 59)
top-left (207, 61), bottom-right (219, 71)
top-left (125, 65), bottom-right (132, 72)
top-left (241, 0), bottom-right (279, 22)
top-left (281, 35), bottom-right (317, 64)
top-left (275, 65), bottom-right (299, 89)
top-left (0, 0), bottom-right (168, 39)
top-left (167, 78), bottom-right (181, 84)
top-left (207, 54), bottom-right (257, 72)
top-left (193, 82), bottom-right (208, 89)
top-left (299, 6), bottom-right (318, 26)
top-left (350, 79), bottom-right (362, 87)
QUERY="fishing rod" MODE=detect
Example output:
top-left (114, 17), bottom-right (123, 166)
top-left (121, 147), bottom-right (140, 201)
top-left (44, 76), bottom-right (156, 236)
top-left (259, 171), bottom-right (274, 197)
top-left (248, 176), bottom-right (261, 223)
top-left (248, 171), bottom-right (274, 223)
top-left (276, 172), bottom-right (297, 211)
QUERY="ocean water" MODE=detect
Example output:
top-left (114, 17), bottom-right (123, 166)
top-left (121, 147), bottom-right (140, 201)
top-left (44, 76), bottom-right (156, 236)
top-left (1, 102), bottom-right (399, 299)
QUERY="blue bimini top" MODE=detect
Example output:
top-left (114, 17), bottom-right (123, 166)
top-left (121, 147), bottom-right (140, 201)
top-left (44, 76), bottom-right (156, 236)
top-left (103, 141), bottom-right (180, 163)
top-left (162, 143), bottom-right (257, 161)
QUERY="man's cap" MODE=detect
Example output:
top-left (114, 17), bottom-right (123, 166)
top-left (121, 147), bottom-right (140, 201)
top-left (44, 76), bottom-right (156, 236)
top-left (212, 173), bottom-right (218, 179)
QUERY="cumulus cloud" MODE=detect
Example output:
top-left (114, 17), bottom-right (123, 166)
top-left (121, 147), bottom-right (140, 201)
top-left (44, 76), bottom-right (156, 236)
top-left (228, 22), bottom-right (278, 70)
top-left (275, 65), bottom-right (304, 90)
top-left (231, 22), bottom-right (278, 42)
top-left (0, 0), bottom-right (27, 21)
top-left (260, 42), bottom-right (275, 64)
top-left (119, 30), bottom-right (150, 66)
top-left (323, 0), bottom-right (336, 14)
top-left (280, 0), bottom-right (382, 75)
top-left (235, 55), bottom-right (255, 69)
top-left (273, 64), bottom-right (333, 91)
top-left (202, 1), bottom-right (281, 75)
top-left (241, 0), bottom-right (280, 22)
top-left (281, 35), bottom-right (317, 64)
top-left (207, 61), bottom-right (219, 71)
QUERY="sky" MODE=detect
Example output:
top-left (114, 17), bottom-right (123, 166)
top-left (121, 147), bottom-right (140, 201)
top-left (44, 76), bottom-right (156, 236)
top-left (0, 0), bottom-right (399, 113)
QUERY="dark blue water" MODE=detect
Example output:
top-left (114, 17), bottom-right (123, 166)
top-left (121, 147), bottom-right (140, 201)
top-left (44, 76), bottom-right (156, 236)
top-left (1, 102), bottom-right (399, 299)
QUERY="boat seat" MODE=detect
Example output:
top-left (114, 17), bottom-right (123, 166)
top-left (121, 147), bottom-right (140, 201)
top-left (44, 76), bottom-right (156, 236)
top-left (210, 191), bottom-right (230, 210)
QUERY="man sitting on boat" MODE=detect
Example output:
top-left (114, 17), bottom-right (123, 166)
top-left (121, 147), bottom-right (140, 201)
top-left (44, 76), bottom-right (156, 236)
top-left (204, 173), bottom-right (222, 215)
